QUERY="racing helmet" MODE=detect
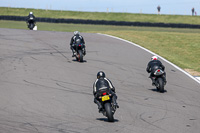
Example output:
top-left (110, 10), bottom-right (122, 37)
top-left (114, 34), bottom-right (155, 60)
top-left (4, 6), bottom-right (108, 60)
top-left (29, 12), bottom-right (33, 15)
top-left (97, 71), bottom-right (106, 79)
top-left (151, 56), bottom-right (158, 60)
top-left (74, 31), bottom-right (80, 36)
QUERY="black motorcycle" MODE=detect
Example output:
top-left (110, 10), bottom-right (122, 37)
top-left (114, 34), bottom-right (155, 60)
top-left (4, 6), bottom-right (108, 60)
top-left (97, 88), bottom-right (117, 122)
top-left (151, 68), bottom-right (166, 93)
top-left (74, 39), bottom-right (85, 62)
top-left (27, 17), bottom-right (36, 30)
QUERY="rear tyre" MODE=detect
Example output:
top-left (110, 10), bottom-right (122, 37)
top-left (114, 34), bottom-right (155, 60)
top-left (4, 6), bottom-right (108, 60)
top-left (78, 50), bottom-right (83, 62)
top-left (104, 102), bottom-right (114, 122)
top-left (157, 78), bottom-right (164, 93)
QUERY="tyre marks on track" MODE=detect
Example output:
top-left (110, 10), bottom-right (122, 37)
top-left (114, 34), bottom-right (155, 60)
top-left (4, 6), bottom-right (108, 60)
top-left (23, 80), bottom-right (92, 96)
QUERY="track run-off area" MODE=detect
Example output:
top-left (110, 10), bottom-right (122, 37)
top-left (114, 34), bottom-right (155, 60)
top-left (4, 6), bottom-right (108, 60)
top-left (0, 28), bottom-right (200, 133)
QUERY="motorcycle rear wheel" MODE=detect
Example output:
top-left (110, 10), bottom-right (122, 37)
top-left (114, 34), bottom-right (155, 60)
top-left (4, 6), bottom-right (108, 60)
top-left (157, 78), bottom-right (164, 93)
top-left (104, 102), bottom-right (114, 122)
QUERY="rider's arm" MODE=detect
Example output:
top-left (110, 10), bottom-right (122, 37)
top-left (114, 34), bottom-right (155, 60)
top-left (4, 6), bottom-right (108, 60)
top-left (70, 36), bottom-right (74, 46)
top-left (82, 37), bottom-right (85, 44)
top-left (33, 15), bottom-right (36, 19)
top-left (93, 79), bottom-right (98, 96)
top-left (161, 64), bottom-right (165, 71)
top-left (146, 62), bottom-right (151, 73)
top-left (26, 15), bottom-right (30, 22)
top-left (158, 60), bottom-right (165, 71)
top-left (105, 78), bottom-right (115, 93)
top-left (33, 15), bottom-right (36, 22)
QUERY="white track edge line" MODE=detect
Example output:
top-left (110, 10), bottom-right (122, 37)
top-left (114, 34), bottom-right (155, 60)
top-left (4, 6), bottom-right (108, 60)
top-left (97, 33), bottom-right (200, 84)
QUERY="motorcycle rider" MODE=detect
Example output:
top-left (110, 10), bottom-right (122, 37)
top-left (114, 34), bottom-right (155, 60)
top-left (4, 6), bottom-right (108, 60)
top-left (26, 12), bottom-right (36, 27)
top-left (146, 56), bottom-right (167, 85)
top-left (70, 31), bottom-right (86, 57)
top-left (93, 71), bottom-right (119, 112)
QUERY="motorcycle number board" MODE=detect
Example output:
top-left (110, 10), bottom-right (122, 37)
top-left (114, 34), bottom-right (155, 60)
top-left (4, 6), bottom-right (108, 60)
top-left (102, 95), bottom-right (110, 101)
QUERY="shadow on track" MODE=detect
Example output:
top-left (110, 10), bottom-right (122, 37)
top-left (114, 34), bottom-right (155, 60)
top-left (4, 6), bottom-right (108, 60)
top-left (96, 118), bottom-right (119, 123)
top-left (72, 59), bottom-right (87, 63)
top-left (148, 88), bottom-right (167, 93)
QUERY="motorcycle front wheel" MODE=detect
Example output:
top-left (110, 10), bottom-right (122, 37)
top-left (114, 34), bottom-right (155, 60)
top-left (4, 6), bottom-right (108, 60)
top-left (29, 23), bottom-right (34, 30)
top-left (78, 50), bottom-right (83, 62)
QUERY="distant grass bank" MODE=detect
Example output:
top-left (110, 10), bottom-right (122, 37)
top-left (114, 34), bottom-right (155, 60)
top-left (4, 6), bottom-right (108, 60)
top-left (0, 20), bottom-right (199, 75)
top-left (1, 7), bottom-right (200, 25)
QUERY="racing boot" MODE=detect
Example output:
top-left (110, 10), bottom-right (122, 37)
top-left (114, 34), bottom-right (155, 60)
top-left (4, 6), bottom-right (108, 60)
top-left (94, 98), bottom-right (103, 112)
top-left (163, 75), bottom-right (167, 85)
top-left (72, 50), bottom-right (76, 57)
top-left (83, 48), bottom-right (86, 55)
top-left (112, 95), bottom-right (119, 108)
top-left (150, 77), bottom-right (156, 86)
top-left (114, 102), bottom-right (119, 108)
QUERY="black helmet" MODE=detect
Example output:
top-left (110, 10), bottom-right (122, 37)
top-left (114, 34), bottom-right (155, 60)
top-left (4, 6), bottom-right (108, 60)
top-left (97, 71), bottom-right (105, 79)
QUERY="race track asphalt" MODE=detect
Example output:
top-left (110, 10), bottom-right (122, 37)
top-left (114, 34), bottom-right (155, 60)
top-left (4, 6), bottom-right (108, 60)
top-left (0, 28), bottom-right (199, 133)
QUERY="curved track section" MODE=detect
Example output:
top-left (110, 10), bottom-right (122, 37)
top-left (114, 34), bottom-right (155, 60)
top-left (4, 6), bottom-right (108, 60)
top-left (0, 28), bottom-right (199, 133)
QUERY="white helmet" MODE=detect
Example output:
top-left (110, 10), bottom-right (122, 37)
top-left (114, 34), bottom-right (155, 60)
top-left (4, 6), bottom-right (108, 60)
top-left (151, 56), bottom-right (158, 60)
top-left (74, 31), bottom-right (80, 36)
top-left (30, 12), bottom-right (33, 15)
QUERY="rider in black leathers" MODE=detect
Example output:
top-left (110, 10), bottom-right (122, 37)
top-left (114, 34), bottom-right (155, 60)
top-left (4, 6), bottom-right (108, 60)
top-left (70, 31), bottom-right (86, 57)
top-left (26, 12), bottom-right (36, 27)
top-left (146, 56), bottom-right (166, 85)
top-left (93, 71), bottom-right (119, 112)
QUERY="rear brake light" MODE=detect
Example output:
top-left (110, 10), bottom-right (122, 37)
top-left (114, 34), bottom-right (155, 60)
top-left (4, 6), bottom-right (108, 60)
top-left (79, 45), bottom-right (81, 47)
top-left (103, 92), bottom-right (106, 95)
top-left (157, 69), bottom-right (160, 72)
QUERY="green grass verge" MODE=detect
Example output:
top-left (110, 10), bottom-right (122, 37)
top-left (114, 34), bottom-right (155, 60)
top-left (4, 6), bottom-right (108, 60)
top-left (1, 7), bottom-right (200, 25)
top-left (0, 20), bottom-right (200, 75)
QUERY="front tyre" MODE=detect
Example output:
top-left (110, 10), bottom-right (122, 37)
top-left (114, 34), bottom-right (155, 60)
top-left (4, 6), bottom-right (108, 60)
top-left (78, 50), bottom-right (83, 62)
top-left (29, 23), bottom-right (34, 30)
top-left (104, 102), bottom-right (114, 122)
top-left (157, 78), bottom-right (164, 93)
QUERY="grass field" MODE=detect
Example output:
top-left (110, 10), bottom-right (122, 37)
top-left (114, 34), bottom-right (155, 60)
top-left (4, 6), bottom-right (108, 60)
top-left (0, 20), bottom-right (199, 76)
top-left (1, 7), bottom-right (200, 25)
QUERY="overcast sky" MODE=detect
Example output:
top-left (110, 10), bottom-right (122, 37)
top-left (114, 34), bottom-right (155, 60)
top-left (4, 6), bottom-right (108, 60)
top-left (1, 0), bottom-right (200, 15)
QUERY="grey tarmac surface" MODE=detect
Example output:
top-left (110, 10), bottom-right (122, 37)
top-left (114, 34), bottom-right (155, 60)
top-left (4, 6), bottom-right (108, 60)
top-left (0, 28), bottom-right (200, 133)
